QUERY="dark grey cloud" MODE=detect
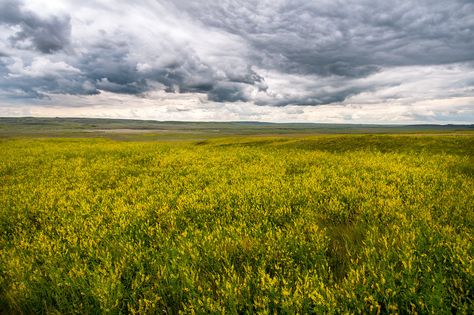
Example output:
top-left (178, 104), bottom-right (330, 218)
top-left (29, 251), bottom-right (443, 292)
top-left (0, 0), bottom-right (71, 54)
top-left (208, 83), bottom-right (251, 102)
top-left (75, 38), bottom-right (238, 96)
top-left (257, 86), bottom-right (371, 107)
top-left (0, 0), bottom-right (473, 110)
top-left (172, 0), bottom-right (474, 77)
top-left (77, 40), bottom-right (147, 95)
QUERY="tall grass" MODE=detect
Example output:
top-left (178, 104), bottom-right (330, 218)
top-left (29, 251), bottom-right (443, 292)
top-left (1, 135), bottom-right (473, 313)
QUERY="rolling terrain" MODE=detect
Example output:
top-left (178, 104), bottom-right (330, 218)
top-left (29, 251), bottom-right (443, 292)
top-left (0, 118), bottom-right (473, 313)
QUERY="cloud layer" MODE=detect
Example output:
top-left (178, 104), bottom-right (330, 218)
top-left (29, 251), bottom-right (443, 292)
top-left (0, 0), bottom-right (473, 123)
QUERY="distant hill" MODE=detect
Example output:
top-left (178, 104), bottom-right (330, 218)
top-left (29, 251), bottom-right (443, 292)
top-left (0, 117), bottom-right (472, 139)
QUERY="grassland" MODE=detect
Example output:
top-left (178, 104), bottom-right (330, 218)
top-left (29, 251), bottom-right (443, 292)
top-left (1, 117), bottom-right (472, 139)
top-left (0, 118), bottom-right (473, 313)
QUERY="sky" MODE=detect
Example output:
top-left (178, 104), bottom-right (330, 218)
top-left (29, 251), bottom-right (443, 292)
top-left (0, 0), bottom-right (473, 123)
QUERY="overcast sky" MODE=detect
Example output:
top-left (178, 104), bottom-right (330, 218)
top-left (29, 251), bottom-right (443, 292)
top-left (0, 0), bottom-right (473, 123)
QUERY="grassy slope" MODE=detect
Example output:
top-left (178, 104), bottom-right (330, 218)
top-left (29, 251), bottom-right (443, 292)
top-left (0, 121), bottom-right (473, 313)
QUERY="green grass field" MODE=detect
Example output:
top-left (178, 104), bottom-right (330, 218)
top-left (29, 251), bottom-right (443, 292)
top-left (0, 120), bottom-right (473, 313)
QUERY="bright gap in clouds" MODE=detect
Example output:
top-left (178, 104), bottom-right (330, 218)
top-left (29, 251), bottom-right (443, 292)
top-left (0, 0), bottom-right (473, 123)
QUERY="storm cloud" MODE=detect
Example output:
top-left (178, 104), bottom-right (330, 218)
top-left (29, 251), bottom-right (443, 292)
top-left (176, 0), bottom-right (474, 70)
top-left (0, 0), bottom-right (473, 122)
top-left (0, 0), bottom-right (71, 53)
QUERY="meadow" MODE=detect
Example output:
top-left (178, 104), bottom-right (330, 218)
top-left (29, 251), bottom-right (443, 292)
top-left (0, 125), bottom-right (473, 313)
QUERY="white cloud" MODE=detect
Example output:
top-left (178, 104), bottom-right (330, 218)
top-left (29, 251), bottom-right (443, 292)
top-left (7, 56), bottom-right (80, 78)
top-left (1, 90), bottom-right (472, 124)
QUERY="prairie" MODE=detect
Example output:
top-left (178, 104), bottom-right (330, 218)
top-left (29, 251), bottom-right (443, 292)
top-left (0, 124), bottom-right (473, 313)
